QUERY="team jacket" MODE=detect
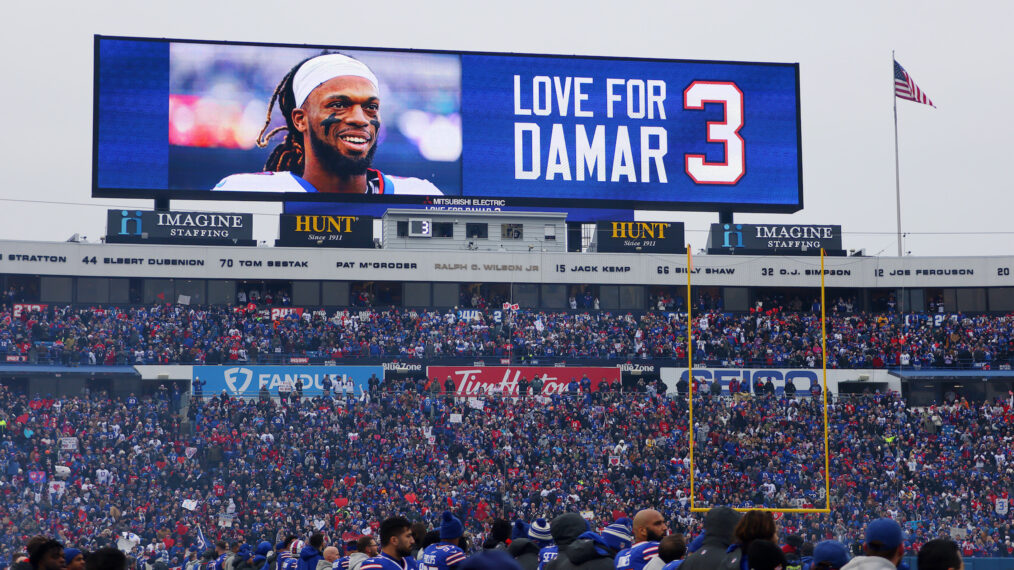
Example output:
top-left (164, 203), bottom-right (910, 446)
top-left (615, 542), bottom-right (660, 570)
top-left (360, 553), bottom-right (418, 570)
top-left (418, 543), bottom-right (466, 570)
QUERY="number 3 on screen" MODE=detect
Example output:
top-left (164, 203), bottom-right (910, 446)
top-left (683, 81), bottom-right (745, 184)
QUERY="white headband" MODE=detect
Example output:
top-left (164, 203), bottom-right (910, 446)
top-left (292, 54), bottom-right (380, 108)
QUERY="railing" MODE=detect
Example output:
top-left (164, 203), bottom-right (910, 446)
top-left (903, 556), bottom-right (1014, 570)
top-left (3, 348), bottom-right (1013, 371)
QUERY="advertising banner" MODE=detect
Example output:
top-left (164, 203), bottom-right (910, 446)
top-left (94, 36), bottom-right (802, 215)
top-left (276, 215), bottom-right (375, 248)
top-left (105, 210), bottom-right (254, 245)
top-left (193, 365), bottom-right (382, 398)
top-left (659, 368), bottom-right (902, 395)
top-left (595, 221), bottom-right (685, 253)
top-left (427, 366), bottom-right (620, 396)
top-left (708, 223), bottom-right (843, 255)
top-left (269, 307), bottom-right (304, 320)
top-left (664, 368), bottom-right (822, 395)
top-left (12, 304), bottom-right (47, 318)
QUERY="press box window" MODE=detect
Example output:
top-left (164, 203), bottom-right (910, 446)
top-left (433, 222), bottom-right (454, 238)
top-left (397, 221), bottom-right (408, 237)
top-left (466, 223), bottom-right (488, 239)
top-left (501, 224), bottom-right (523, 240)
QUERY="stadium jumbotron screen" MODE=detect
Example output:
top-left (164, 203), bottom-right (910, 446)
top-left (93, 36), bottom-right (802, 213)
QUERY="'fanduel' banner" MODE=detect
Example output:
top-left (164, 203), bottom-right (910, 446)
top-left (193, 366), bottom-right (382, 397)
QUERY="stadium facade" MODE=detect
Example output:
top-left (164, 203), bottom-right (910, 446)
top-left (3, 237), bottom-right (1012, 404)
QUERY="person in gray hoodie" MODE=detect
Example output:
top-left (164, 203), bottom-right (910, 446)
top-left (315, 548), bottom-right (338, 570)
top-left (346, 537), bottom-right (378, 570)
top-left (678, 507), bottom-right (742, 570)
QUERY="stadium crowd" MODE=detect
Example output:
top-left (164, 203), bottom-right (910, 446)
top-left (2, 299), bottom-right (1012, 369)
top-left (0, 379), bottom-right (1012, 569)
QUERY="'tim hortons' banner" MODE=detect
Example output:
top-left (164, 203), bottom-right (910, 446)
top-left (193, 366), bottom-right (382, 398)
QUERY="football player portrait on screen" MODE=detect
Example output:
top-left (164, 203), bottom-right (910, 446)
top-left (214, 53), bottom-right (442, 196)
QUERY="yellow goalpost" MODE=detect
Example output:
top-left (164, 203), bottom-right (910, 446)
top-left (687, 248), bottom-right (831, 514)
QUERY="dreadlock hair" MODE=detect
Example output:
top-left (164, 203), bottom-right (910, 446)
top-left (256, 52), bottom-right (337, 175)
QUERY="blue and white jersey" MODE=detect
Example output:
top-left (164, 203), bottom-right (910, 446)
top-left (280, 555), bottom-right (299, 570)
top-left (213, 553), bottom-right (229, 570)
top-left (360, 553), bottom-right (418, 570)
top-left (536, 545), bottom-right (558, 570)
top-left (418, 543), bottom-right (466, 570)
top-left (615, 541), bottom-right (659, 570)
top-left (214, 170), bottom-right (441, 196)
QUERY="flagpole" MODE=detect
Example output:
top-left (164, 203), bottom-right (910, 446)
top-left (893, 50), bottom-right (903, 257)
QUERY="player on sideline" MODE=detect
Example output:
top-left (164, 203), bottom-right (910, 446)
top-left (615, 510), bottom-right (668, 570)
top-left (214, 53), bottom-right (442, 196)
top-left (418, 512), bottom-right (467, 570)
top-left (362, 516), bottom-right (419, 570)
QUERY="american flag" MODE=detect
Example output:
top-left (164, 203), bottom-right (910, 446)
top-left (894, 60), bottom-right (935, 107)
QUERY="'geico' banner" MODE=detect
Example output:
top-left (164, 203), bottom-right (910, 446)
top-left (276, 215), bottom-right (375, 248)
top-left (193, 365), bottom-right (382, 397)
top-left (667, 368), bottom-right (822, 395)
top-left (596, 221), bottom-right (685, 253)
top-left (94, 36), bottom-right (801, 215)
top-left (428, 366), bottom-right (620, 396)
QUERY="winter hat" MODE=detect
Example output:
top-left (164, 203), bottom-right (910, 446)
top-left (529, 518), bottom-right (552, 542)
top-left (578, 532), bottom-right (616, 558)
top-left (864, 518), bottom-right (903, 550)
top-left (813, 541), bottom-right (850, 569)
top-left (512, 520), bottom-right (529, 540)
top-left (440, 511), bottom-right (464, 540)
top-left (602, 518), bottom-right (634, 552)
top-left (64, 549), bottom-right (83, 566)
top-left (782, 534), bottom-right (803, 553)
top-left (491, 519), bottom-right (512, 543)
top-left (458, 551), bottom-right (522, 570)
top-left (747, 540), bottom-right (788, 570)
top-left (255, 542), bottom-right (272, 557)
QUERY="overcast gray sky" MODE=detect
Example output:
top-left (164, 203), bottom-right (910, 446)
top-left (1, 0), bottom-right (1010, 257)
